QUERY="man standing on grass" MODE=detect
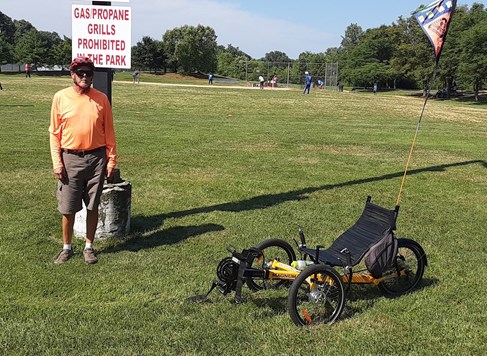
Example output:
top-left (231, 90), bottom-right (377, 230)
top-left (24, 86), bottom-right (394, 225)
top-left (132, 70), bottom-right (140, 84)
top-left (303, 71), bottom-right (312, 94)
top-left (49, 56), bottom-right (117, 265)
top-left (25, 63), bottom-right (31, 78)
top-left (259, 75), bottom-right (265, 89)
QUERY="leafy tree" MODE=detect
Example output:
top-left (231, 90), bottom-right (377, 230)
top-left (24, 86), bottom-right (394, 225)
top-left (0, 11), bottom-right (15, 64)
top-left (162, 27), bottom-right (184, 72)
top-left (220, 44), bottom-right (249, 58)
top-left (14, 28), bottom-right (48, 66)
top-left (13, 19), bottom-right (35, 42)
top-left (337, 23), bottom-right (364, 86)
top-left (341, 26), bottom-right (397, 88)
top-left (386, 16), bottom-right (423, 89)
top-left (52, 36), bottom-right (72, 69)
top-left (262, 50), bottom-right (290, 63)
top-left (323, 47), bottom-right (341, 63)
top-left (340, 23), bottom-right (363, 52)
top-left (216, 44), bottom-right (250, 79)
top-left (247, 60), bottom-right (267, 82)
top-left (0, 11), bottom-right (16, 43)
top-left (163, 25), bottom-right (218, 74)
top-left (175, 25), bottom-right (218, 73)
top-left (258, 51), bottom-right (291, 84)
top-left (0, 33), bottom-right (13, 65)
top-left (14, 28), bottom-right (63, 67)
top-left (216, 50), bottom-right (236, 77)
top-left (39, 31), bottom-right (62, 66)
top-left (388, 15), bottom-right (436, 94)
top-left (291, 51), bottom-right (328, 84)
top-left (456, 4), bottom-right (487, 101)
top-left (153, 40), bottom-right (166, 73)
top-left (132, 36), bottom-right (166, 73)
top-left (434, 5), bottom-right (469, 97)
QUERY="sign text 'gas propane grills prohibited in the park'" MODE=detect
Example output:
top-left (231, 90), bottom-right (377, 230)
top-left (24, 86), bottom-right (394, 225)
top-left (72, 4), bottom-right (131, 68)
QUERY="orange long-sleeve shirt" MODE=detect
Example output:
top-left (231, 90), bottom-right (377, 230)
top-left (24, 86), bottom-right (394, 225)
top-left (49, 86), bottom-right (117, 170)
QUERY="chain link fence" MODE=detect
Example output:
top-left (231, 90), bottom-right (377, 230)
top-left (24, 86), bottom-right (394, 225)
top-left (228, 61), bottom-right (338, 88)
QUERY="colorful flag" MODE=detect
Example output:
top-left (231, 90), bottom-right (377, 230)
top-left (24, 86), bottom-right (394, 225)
top-left (413, 0), bottom-right (457, 63)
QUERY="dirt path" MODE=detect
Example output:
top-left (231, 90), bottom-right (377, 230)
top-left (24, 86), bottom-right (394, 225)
top-left (115, 80), bottom-right (292, 90)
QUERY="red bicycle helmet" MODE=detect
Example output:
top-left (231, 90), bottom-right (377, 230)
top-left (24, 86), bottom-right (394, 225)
top-left (69, 56), bottom-right (95, 71)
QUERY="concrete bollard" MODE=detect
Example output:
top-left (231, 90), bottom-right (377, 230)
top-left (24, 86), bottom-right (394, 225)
top-left (74, 169), bottom-right (131, 239)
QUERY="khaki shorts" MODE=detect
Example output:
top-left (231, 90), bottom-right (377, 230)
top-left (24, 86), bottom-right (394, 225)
top-left (57, 148), bottom-right (106, 215)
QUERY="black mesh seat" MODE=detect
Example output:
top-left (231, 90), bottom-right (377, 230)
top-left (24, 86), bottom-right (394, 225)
top-left (302, 197), bottom-right (399, 267)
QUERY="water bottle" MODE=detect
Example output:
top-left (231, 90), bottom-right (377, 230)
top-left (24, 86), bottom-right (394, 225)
top-left (291, 260), bottom-right (313, 270)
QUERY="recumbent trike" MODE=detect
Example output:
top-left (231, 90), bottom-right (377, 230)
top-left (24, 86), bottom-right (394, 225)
top-left (193, 197), bottom-right (428, 327)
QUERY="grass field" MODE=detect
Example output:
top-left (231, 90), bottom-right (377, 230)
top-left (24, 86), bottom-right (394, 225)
top-left (0, 73), bottom-right (486, 355)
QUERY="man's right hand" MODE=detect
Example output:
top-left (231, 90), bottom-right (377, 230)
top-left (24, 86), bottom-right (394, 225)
top-left (53, 167), bottom-right (66, 181)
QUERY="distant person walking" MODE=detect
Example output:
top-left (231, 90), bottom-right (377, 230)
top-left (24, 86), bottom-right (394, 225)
top-left (49, 56), bottom-right (118, 265)
top-left (373, 82), bottom-right (378, 95)
top-left (259, 75), bottom-right (265, 89)
top-left (132, 70), bottom-right (140, 84)
top-left (270, 75), bottom-right (277, 88)
top-left (208, 72), bottom-right (214, 85)
top-left (303, 71), bottom-right (312, 94)
top-left (25, 63), bottom-right (31, 78)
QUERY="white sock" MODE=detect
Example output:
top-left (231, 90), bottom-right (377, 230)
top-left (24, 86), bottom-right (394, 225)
top-left (63, 244), bottom-right (72, 250)
top-left (84, 242), bottom-right (93, 250)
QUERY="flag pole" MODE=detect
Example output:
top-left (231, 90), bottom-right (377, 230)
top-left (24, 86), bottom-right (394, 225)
top-left (396, 0), bottom-right (456, 206)
top-left (395, 64), bottom-right (438, 206)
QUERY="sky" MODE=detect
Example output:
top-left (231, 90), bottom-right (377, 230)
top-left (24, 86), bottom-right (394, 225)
top-left (0, 0), bottom-right (483, 59)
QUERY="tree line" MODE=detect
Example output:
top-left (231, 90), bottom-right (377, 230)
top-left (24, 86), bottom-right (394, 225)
top-left (1, 3), bottom-right (485, 99)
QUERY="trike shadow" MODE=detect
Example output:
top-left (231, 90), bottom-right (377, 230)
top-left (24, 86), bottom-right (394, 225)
top-left (249, 277), bottom-right (439, 321)
top-left (342, 277), bottom-right (438, 319)
top-left (100, 223), bottom-right (225, 254)
top-left (160, 159), bottom-right (486, 222)
top-left (125, 159), bottom-right (485, 251)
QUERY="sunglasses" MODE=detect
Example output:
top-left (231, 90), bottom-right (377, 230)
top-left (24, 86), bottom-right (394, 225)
top-left (75, 69), bottom-right (94, 78)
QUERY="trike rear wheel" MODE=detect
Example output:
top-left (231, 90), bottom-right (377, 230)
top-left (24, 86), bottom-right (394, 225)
top-left (246, 238), bottom-right (296, 291)
top-left (287, 264), bottom-right (345, 327)
top-left (378, 238), bottom-right (426, 297)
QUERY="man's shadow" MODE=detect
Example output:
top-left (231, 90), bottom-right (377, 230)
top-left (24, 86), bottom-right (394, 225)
top-left (101, 223), bottom-right (225, 254)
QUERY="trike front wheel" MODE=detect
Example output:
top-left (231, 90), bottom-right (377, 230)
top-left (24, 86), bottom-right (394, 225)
top-left (287, 264), bottom-right (345, 327)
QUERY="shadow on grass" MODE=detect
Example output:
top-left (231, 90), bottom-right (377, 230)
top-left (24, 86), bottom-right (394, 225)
top-left (245, 277), bottom-right (440, 322)
top-left (405, 91), bottom-right (487, 105)
top-left (123, 160), bottom-right (484, 254)
top-left (101, 223), bottom-right (224, 254)
top-left (160, 159), bottom-right (486, 221)
top-left (250, 295), bottom-right (288, 315)
top-left (343, 277), bottom-right (439, 319)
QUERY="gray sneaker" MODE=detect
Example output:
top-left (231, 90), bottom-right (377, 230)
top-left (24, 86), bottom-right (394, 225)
top-left (83, 248), bottom-right (98, 264)
top-left (54, 248), bottom-right (74, 265)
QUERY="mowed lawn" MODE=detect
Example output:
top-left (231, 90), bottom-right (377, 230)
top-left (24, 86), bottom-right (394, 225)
top-left (0, 74), bottom-right (486, 355)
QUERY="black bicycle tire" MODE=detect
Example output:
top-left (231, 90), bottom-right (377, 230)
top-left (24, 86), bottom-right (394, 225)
top-left (287, 264), bottom-right (345, 327)
top-left (378, 238), bottom-right (426, 297)
top-left (246, 238), bottom-right (296, 291)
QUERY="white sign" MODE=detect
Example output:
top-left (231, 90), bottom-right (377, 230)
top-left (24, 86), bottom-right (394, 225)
top-left (72, 5), bottom-right (131, 68)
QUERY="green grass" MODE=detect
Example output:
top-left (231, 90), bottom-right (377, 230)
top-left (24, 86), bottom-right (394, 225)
top-left (0, 74), bottom-right (486, 355)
